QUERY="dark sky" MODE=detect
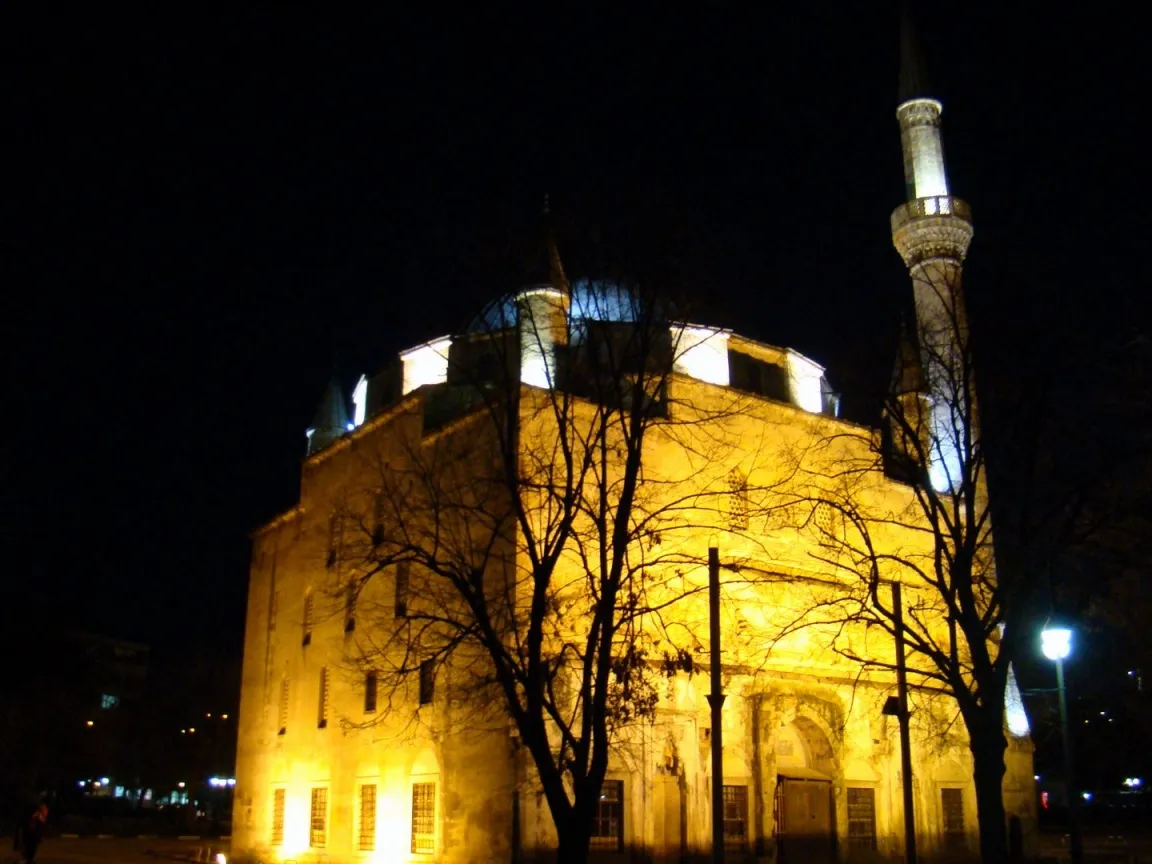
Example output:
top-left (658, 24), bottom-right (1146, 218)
top-left (5, 5), bottom-right (1141, 669)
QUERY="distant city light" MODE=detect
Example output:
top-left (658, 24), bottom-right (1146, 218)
top-left (345, 421), bottom-right (355, 431)
top-left (1124, 778), bottom-right (1143, 788)
top-left (86, 720), bottom-right (94, 727)
top-left (181, 729), bottom-right (186, 734)
top-left (1082, 791), bottom-right (1093, 801)
top-left (78, 780), bottom-right (85, 788)
top-left (189, 727), bottom-right (196, 733)
top-left (177, 782), bottom-right (186, 789)
top-left (206, 713), bottom-right (212, 718)
top-left (222, 714), bottom-right (229, 719)
top-left (1034, 774), bottom-right (1041, 781)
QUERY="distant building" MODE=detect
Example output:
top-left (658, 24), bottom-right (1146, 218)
top-left (233, 22), bottom-right (1035, 864)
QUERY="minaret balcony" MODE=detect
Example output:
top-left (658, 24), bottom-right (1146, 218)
top-left (891, 196), bottom-right (974, 267)
top-left (890, 195), bottom-right (971, 235)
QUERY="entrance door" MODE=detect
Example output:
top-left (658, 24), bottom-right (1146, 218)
top-left (653, 776), bottom-right (682, 862)
top-left (776, 777), bottom-right (833, 864)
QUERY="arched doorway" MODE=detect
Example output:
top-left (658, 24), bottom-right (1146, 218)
top-left (774, 716), bottom-right (836, 864)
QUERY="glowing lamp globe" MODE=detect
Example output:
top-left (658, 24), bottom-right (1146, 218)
top-left (1041, 627), bottom-right (1072, 661)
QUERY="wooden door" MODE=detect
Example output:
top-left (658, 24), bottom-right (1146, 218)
top-left (654, 775), bottom-right (682, 862)
top-left (776, 777), bottom-right (833, 864)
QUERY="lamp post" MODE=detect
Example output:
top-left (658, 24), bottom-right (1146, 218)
top-left (1041, 626), bottom-right (1082, 864)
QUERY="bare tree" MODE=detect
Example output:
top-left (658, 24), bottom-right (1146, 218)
top-left (321, 275), bottom-right (772, 863)
top-left (758, 264), bottom-right (1144, 863)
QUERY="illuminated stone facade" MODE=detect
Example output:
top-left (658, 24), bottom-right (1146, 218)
top-left (232, 66), bottom-right (1036, 864)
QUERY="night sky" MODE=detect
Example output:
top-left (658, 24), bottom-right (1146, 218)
top-left (6, 5), bottom-right (1141, 678)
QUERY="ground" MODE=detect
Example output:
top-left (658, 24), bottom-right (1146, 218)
top-left (29, 837), bottom-right (229, 864)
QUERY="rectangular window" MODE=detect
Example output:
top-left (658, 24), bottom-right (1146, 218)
top-left (278, 679), bottom-right (289, 735)
top-left (271, 788), bottom-right (285, 846)
top-left (419, 659), bottom-right (435, 705)
top-left (310, 787), bottom-right (328, 848)
top-left (590, 779), bottom-right (624, 851)
top-left (358, 784), bottom-right (377, 851)
top-left (302, 593), bottom-right (314, 646)
top-left (722, 784), bottom-right (748, 851)
top-left (100, 693), bottom-right (119, 709)
top-left (395, 562), bottom-right (410, 617)
top-left (364, 672), bottom-right (378, 713)
top-left (941, 787), bottom-right (965, 848)
top-left (317, 667), bottom-right (329, 729)
top-left (847, 787), bottom-right (877, 852)
top-left (411, 782), bottom-right (436, 854)
top-left (345, 581), bottom-right (356, 633)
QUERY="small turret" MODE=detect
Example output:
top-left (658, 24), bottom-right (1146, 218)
top-left (306, 375), bottom-right (350, 455)
top-left (517, 196), bottom-right (571, 388)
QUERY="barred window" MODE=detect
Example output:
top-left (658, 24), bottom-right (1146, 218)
top-left (309, 787), bottom-right (328, 848)
top-left (373, 492), bottom-right (386, 545)
top-left (302, 593), bottom-right (314, 646)
top-left (364, 672), bottom-right (378, 713)
top-left (590, 780), bottom-right (624, 851)
top-left (327, 512), bottom-right (343, 568)
top-left (317, 667), bottom-right (329, 729)
top-left (419, 659), bottom-right (435, 706)
top-left (345, 581), bottom-right (356, 632)
top-left (727, 471), bottom-right (749, 530)
top-left (411, 782), bottom-right (436, 854)
top-left (847, 787), bottom-right (877, 852)
top-left (270, 789), bottom-right (285, 846)
top-left (395, 562), bottom-right (410, 617)
top-left (358, 784), bottom-right (377, 851)
top-left (942, 787), bottom-right (965, 848)
top-left (278, 679), bottom-right (289, 735)
top-left (723, 784), bottom-right (747, 850)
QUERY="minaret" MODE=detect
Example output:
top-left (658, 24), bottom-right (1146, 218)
top-left (890, 8), bottom-right (974, 491)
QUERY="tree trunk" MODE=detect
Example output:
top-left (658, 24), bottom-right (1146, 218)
top-left (970, 718), bottom-right (1009, 864)
top-left (555, 822), bottom-right (592, 864)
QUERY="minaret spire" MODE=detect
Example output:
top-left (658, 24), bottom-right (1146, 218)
top-left (897, 3), bottom-right (930, 105)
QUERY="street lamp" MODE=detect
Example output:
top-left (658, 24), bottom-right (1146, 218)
top-left (1041, 625), bottom-right (1082, 864)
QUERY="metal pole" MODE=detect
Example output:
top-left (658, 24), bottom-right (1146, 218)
top-left (706, 546), bottom-right (726, 863)
top-left (1056, 660), bottom-right (1083, 864)
top-left (892, 582), bottom-right (917, 864)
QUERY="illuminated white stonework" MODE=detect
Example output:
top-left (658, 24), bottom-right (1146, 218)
top-left (786, 350), bottom-right (826, 414)
top-left (400, 337), bottom-right (452, 395)
top-left (1005, 663), bottom-right (1030, 737)
top-left (517, 288), bottom-right (567, 389)
top-left (897, 98), bottom-right (949, 200)
top-left (671, 324), bottom-right (730, 386)
top-left (351, 374), bottom-right (368, 428)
